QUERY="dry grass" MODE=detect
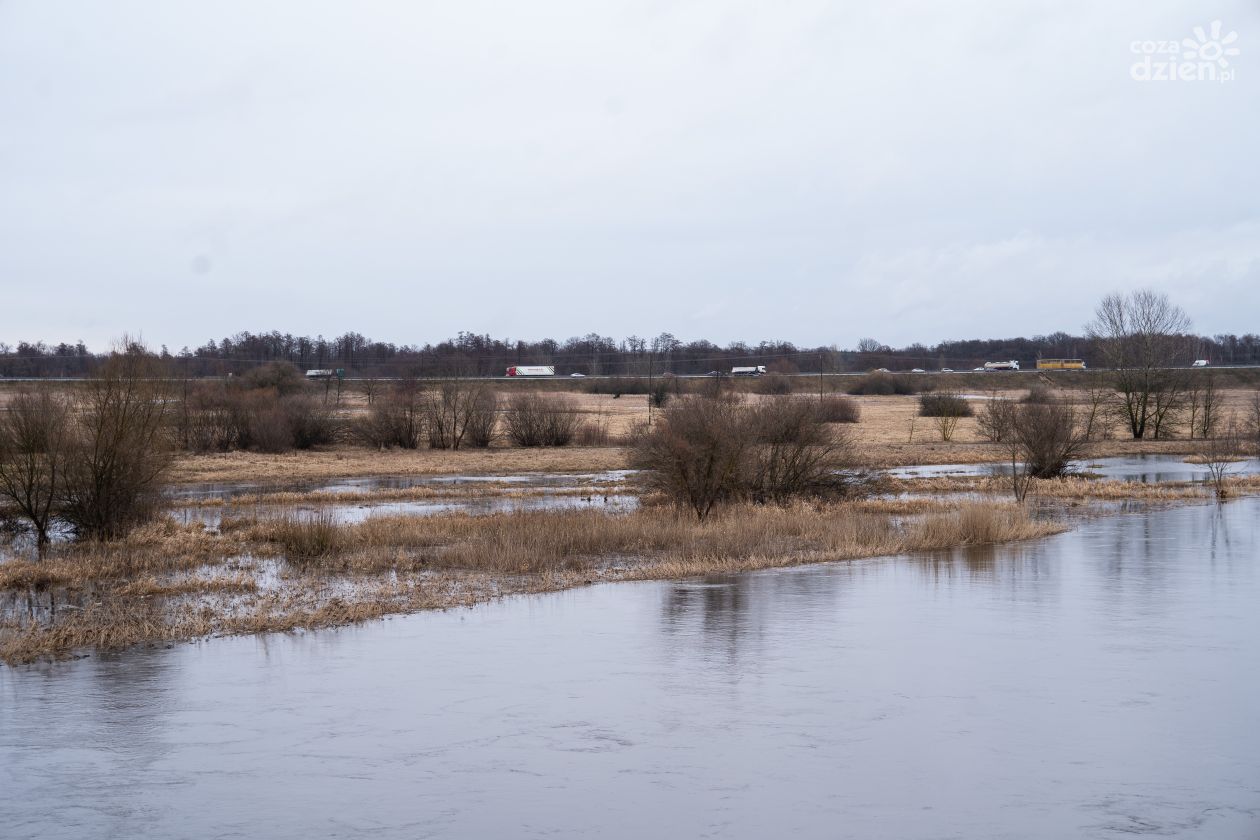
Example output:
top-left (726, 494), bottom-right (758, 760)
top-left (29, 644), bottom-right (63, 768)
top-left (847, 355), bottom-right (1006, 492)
top-left (1, 499), bottom-right (1063, 664)
top-left (168, 444), bottom-right (632, 485)
top-left (162, 388), bottom-right (1260, 487)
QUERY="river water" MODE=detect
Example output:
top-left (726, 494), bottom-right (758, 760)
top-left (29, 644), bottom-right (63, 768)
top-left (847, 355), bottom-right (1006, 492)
top-left (2, 498), bottom-right (1258, 839)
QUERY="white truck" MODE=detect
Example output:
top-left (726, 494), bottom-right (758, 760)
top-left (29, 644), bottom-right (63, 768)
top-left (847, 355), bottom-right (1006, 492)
top-left (505, 365), bottom-right (555, 377)
top-left (731, 365), bottom-right (767, 376)
top-left (982, 360), bottom-right (1020, 371)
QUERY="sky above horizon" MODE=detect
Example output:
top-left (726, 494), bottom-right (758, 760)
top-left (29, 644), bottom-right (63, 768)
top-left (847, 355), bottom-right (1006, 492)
top-left (2, 1), bottom-right (1257, 352)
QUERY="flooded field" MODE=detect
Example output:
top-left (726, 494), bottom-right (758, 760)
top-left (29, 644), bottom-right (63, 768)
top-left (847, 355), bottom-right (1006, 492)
top-left (2, 497), bottom-right (1257, 839)
top-left (164, 469), bottom-right (639, 527)
top-left (888, 453), bottom-right (1260, 483)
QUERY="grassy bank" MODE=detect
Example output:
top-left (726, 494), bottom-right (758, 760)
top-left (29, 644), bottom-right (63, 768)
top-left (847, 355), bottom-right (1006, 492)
top-left (1, 499), bottom-right (1062, 664)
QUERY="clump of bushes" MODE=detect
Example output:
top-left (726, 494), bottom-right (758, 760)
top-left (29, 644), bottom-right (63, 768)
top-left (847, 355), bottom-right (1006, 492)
top-left (1011, 401), bottom-right (1085, 479)
top-left (0, 345), bottom-right (174, 544)
top-left (357, 382), bottom-right (425, 449)
top-left (1022, 385), bottom-right (1056, 404)
top-left (816, 395), bottom-right (861, 424)
top-left (177, 383), bottom-right (339, 453)
top-left (918, 392), bottom-right (973, 417)
top-left (425, 382), bottom-right (497, 450)
top-left (847, 372), bottom-right (917, 396)
top-left (504, 394), bottom-right (579, 447)
top-left (632, 395), bottom-right (859, 520)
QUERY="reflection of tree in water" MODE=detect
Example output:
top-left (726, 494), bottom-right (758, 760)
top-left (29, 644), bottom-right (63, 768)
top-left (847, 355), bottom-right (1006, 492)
top-left (906, 540), bottom-right (1060, 612)
top-left (657, 567), bottom-right (859, 670)
top-left (3, 634), bottom-right (179, 829)
top-left (1099, 499), bottom-right (1247, 599)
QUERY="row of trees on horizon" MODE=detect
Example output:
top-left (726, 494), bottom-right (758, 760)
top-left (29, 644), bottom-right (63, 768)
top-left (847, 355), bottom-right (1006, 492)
top-left (3, 327), bottom-right (1259, 379)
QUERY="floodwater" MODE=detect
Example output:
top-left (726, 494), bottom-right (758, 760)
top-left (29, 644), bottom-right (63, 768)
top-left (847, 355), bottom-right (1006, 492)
top-left (165, 469), bottom-right (639, 527)
top-left (173, 490), bottom-right (638, 528)
top-left (169, 470), bottom-right (637, 502)
top-left (3, 499), bottom-right (1259, 839)
top-left (888, 453), bottom-right (1260, 483)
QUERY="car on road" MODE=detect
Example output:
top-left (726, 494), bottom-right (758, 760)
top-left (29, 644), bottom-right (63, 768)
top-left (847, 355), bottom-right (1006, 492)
top-left (941, 368), bottom-right (954, 372)
top-left (911, 368), bottom-right (925, 373)
top-left (1192, 359), bottom-right (1210, 367)
top-left (569, 372), bottom-right (585, 377)
top-left (705, 370), bottom-right (721, 377)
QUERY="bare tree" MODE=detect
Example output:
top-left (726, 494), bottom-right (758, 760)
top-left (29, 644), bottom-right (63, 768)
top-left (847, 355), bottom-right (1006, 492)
top-left (426, 381), bottom-right (494, 450)
top-left (59, 343), bottom-right (175, 540)
top-left (0, 391), bottom-right (70, 548)
top-left (1086, 289), bottom-right (1192, 439)
top-left (1201, 420), bottom-right (1244, 500)
top-left (1186, 370), bottom-right (1219, 440)
top-left (1081, 386), bottom-right (1112, 441)
top-left (976, 392), bottom-right (1015, 443)
top-left (1004, 400), bottom-right (1087, 502)
top-left (631, 396), bottom-right (750, 521)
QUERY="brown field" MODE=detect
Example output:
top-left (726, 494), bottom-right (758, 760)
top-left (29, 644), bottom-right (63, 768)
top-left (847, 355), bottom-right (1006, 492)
top-left (160, 386), bottom-right (1259, 487)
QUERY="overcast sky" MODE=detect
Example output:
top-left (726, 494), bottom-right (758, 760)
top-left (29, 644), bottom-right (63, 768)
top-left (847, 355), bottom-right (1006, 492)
top-left (1, 1), bottom-right (1256, 351)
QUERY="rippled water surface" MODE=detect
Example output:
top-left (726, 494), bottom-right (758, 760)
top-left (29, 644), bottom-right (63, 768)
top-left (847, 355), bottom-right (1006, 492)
top-left (3, 499), bottom-right (1258, 839)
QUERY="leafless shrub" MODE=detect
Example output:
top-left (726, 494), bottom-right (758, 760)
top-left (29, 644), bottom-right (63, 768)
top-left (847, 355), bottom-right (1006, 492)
top-left (976, 395), bottom-right (1015, 443)
top-left (745, 398), bottom-right (857, 503)
top-left (934, 414), bottom-right (961, 442)
top-left (425, 382), bottom-right (494, 450)
top-left (1010, 401), bottom-right (1086, 480)
top-left (632, 395), bottom-right (860, 519)
top-left (285, 395), bottom-right (339, 449)
top-left (247, 402), bottom-right (295, 453)
top-left (1081, 387), bottom-right (1112, 441)
top-left (504, 394), bottom-right (579, 447)
top-left (0, 390), bottom-right (70, 547)
top-left (463, 389), bottom-right (499, 448)
top-left (357, 380), bottom-right (425, 449)
top-left (918, 391), bottom-right (973, 418)
top-left (1200, 420), bottom-right (1243, 500)
top-left (631, 395), bottom-right (749, 520)
top-left (176, 383), bottom-right (238, 452)
top-left (816, 395), bottom-right (861, 423)
top-left (59, 344), bottom-right (175, 541)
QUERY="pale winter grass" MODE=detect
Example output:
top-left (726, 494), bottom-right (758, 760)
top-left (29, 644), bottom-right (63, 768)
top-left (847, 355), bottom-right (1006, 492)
top-left (164, 390), bottom-right (1260, 487)
top-left (2, 499), bottom-right (1061, 663)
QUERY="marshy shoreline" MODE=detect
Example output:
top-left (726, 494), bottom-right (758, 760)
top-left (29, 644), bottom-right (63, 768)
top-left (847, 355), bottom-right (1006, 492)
top-left (4, 384), bottom-right (1259, 666)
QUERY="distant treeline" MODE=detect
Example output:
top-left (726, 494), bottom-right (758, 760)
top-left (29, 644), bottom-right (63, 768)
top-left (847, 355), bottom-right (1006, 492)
top-left (2, 329), bottom-right (1258, 378)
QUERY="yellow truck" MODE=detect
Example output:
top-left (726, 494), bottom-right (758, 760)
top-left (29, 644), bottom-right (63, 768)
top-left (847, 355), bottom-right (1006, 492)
top-left (1036, 359), bottom-right (1086, 370)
